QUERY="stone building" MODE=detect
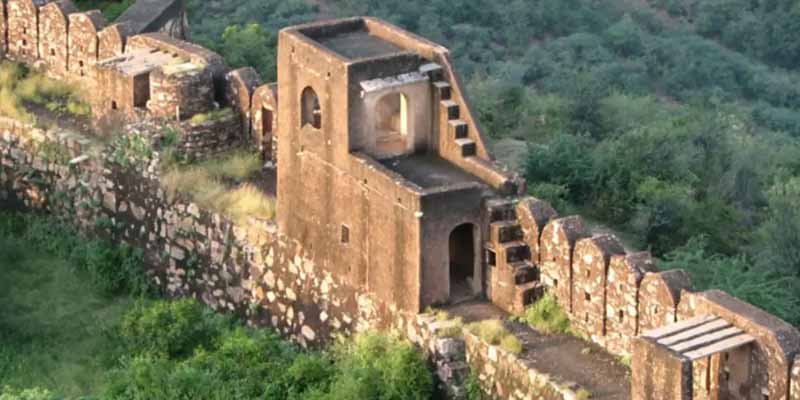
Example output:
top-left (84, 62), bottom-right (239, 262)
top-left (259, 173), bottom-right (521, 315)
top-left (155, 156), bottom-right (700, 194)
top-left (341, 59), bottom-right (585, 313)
top-left (94, 33), bottom-right (222, 124)
top-left (275, 17), bottom-right (529, 311)
top-left (38, 0), bottom-right (75, 76)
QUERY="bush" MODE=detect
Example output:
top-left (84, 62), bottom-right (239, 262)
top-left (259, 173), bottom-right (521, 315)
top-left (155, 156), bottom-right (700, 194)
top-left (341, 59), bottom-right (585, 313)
top-left (119, 299), bottom-right (233, 359)
top-left (517, 294), bottom-right (571, 335)
top-left (0, 387), bottom-right (59, 400)
top-left (662, 237), bottom-right (800, 325)
top-left (323, 332), bottom-right (435, 400)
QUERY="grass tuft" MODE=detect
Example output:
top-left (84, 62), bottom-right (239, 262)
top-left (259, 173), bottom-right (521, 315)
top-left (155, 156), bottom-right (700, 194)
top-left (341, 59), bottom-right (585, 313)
top-left (516, 293), bottom-right (571, 335)
top-left (467, 320), bottom-right (523, 354)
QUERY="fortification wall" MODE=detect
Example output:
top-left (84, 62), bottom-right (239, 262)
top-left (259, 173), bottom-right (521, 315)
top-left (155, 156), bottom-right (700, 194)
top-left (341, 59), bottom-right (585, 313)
top-left (515, 196), bottom-right (799, 399)
top-left (0, 116), bottom-right (594, 399)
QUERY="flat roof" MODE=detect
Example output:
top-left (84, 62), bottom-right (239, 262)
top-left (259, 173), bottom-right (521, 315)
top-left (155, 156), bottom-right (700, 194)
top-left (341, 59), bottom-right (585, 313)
top-left (98, 48), bottom-right (199, 76)
top-left (316, 30), bottom-right (403, 60)
top-left (379, 154), bottom-right (483, 189)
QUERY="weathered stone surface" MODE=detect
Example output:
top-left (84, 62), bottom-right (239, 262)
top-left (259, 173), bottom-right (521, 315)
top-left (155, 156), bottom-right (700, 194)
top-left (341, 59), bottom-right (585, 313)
top-left (631, 336), bottom-right (692, 400)
top-left (571, 234), bottom-right (624, 341)
top-left (638, 269), bottom-right (691, 334)
top-left (677, 290), bottom-right (800, 400)
top-left (515, 196), bottom-right (557, 265)
top-left (605, 252), bottom-right (656, 355)
top-left (68, 11), bottom-right (106, 80)
top-left (539, 216), bottom-right (589, 313)
top-left (38, 0), bottom-right (75, 77)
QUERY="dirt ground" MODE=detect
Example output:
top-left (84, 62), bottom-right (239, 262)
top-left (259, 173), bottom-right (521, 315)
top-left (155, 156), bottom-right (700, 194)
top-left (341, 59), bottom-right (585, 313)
top-left (446, 300), bottom-right (631, 399)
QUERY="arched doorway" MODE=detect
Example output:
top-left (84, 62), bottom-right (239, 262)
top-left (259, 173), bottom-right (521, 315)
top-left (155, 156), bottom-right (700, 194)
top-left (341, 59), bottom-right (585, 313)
top-left (374, 92), bottom-right (409, 155)
top-left (449, 223), bottom-right (476, 303)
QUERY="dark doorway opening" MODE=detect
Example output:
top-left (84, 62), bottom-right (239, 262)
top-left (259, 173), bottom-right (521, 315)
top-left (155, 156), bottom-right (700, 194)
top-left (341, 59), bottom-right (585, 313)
top-left (262, 107), bottom-right (274, 160)
top-left (449, 223), bottom-right (476, 304)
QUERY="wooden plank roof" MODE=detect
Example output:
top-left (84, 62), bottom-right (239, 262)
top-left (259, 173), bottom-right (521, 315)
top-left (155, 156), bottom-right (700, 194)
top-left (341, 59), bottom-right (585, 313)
top-left (642, 315), bottom-right (755, 361)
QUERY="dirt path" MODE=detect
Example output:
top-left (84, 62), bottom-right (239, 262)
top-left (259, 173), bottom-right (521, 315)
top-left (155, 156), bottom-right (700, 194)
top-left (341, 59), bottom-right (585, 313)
top-left (446, 300), bottom-right (631, 399)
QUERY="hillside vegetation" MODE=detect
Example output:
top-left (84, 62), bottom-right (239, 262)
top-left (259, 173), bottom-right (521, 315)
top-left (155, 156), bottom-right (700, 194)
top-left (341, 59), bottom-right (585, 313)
top-left (184, 0), bottom-right (800, 325)
top-left (0, 213), bottom-right (434, 399)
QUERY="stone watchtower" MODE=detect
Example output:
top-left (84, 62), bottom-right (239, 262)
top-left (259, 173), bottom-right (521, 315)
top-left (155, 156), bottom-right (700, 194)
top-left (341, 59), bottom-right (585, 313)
top-left (276, 18), bottom-right (526, 312)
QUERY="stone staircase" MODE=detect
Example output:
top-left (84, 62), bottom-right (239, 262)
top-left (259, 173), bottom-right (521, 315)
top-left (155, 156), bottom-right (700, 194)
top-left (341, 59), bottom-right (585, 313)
top-left (420, 62), bottom-right (478, 159)
top-left (484, 199), bottom-right (544, 314)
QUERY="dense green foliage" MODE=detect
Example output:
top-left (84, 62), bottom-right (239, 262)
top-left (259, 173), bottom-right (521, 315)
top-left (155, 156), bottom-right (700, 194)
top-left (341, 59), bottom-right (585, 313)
top-left (0, 213), bottom-right (434, 399)
top-left (646, 0), bottom-right (800, 70)
top-left (182, 0), bottom-right (800, 325)
top-left (306, 0), bottom-right (800, 324)
top-left (73, 0), bottom-right (134, 21)
top-left (186, 0), bottom-right (317, 81)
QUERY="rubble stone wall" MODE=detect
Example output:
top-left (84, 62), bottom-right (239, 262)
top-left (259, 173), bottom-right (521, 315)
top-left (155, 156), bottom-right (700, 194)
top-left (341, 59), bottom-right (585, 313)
top-left (176, 112), bottom-right (242, 162)
top-left (0, 115), bottom-right (588, 400)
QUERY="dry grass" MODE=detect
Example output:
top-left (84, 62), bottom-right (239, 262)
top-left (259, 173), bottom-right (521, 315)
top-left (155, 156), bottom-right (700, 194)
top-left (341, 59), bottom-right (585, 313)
top-left (467, 320), bottom-right (523, 354)
top-left (189, 108), bottom-right (234, 124)
top-left (161, 150), bottom-right (274, 224)
top-left (197, 149), bottom-right (261, 182)
top-left (0, 61), bottom-right (90, 122)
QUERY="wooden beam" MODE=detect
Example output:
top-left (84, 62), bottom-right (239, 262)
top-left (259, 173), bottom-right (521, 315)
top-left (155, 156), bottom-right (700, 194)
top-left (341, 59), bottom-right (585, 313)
top-left (658, 319), bottom-right (731, 346)
top-left (685, 334), bottom-right (756, 361)
top-left (670, 327), bottom-right (743, 353)
top-left (642, 315), bottom-right (717, 340)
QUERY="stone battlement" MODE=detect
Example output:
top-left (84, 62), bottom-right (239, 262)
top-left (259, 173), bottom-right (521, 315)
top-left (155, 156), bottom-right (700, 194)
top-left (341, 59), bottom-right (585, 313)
top-left (0, 3), bottom-right (798, 400)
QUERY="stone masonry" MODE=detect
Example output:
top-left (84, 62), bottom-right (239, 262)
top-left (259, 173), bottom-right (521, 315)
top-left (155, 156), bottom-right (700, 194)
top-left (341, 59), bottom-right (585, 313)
top-left (2, 6), bottom-right (800, 399)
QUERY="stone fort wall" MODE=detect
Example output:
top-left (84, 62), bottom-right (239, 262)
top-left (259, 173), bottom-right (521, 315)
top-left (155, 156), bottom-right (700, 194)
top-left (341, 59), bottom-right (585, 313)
top-left (515, 197), bottom-right (800, 399)
top-left (1, 1), bottom-right (799, 399)
top-left (0, 116), bottom-right (598, 399)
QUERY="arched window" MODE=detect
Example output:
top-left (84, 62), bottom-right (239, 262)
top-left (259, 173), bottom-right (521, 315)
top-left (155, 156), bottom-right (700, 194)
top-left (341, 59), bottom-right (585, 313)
top-left (301, 86), bottom-right (321, 129)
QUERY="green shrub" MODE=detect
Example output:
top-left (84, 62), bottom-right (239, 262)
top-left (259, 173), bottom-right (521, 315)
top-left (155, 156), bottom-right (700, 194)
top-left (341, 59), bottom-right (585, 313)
top-left (323, 332), bottom-right (435, 400)
top-left (518, 294), bottom-right (571, 335)
top-left (0, 387), bottom-right (59, 400)
top-left (119, 299), bottom-right (233, 359)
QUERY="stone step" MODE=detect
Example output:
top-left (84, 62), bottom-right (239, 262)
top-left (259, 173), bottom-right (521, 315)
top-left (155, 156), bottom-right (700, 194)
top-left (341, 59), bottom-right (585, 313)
top-left (515, 281), bottom-right (545, 311)
top-left (490, 220), bottom-right (523, 243)
top-left (420, 62), bottom-right (444, 81)
top-left (434, 80), bottom-right (452, 100)
top-left (486, 198), bottom-right (517, 222)
top-left (455, 138), bottom-right (476, 157)
top-left (441, 100), bottom-right (460, 120)
top-left (497, 240), bottom-right (530, 264)
top-left (448, 119), bottom-right (468, 139)
top-left (511, 260), bottom-right (539, 285)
